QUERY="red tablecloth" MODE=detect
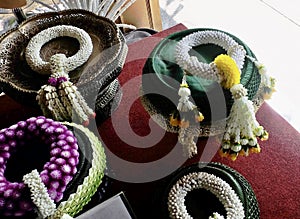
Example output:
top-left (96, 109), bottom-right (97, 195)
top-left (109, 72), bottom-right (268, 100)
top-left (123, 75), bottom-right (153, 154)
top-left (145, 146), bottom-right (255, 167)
top-left (97, 24), bottom-right (300, 219)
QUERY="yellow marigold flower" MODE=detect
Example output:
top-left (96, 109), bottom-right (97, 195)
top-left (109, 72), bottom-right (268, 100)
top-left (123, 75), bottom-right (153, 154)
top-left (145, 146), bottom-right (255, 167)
top-left (218, 149), bottom-right (228, 158)
top-left (230, 153), bottom-right (238, 161)
top-left (195, 112), bottom-right (204, 122)
top-left (170, 115), bottom-right (180, 127)
top-left (261, 131), bottom-right (269, 141)
top-left (250, 144), bottom-right (261, 154)
top-left (239, 149), bottom-right (247, 157)
top-left (214, 54), bottom-right (241, 89)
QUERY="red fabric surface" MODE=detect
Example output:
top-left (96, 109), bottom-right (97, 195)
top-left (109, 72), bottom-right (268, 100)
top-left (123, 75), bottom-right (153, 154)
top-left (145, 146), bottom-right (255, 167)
top-left (97, 24), bottom-right (300, 218)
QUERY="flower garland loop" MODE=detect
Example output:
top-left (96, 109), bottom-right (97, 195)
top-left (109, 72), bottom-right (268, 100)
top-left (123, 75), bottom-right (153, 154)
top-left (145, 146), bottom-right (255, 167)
top-left (167, 172), bottom-right (245, 219)
top-left (175, 30), bottom-right (246, 82)
top-left (25, 25), bottom-right (96, 125)
top-left (0, 116), bottom-right (79, 217)
top-left (172, 30), bottom-right (273, 160)
top-left (25, 25), bottom-right (93, 75)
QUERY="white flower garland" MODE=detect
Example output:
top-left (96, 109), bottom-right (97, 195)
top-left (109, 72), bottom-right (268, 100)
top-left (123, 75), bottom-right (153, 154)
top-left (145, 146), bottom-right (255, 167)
top-left (171, 30), bottom-right (272, 160)
top-left (25, 25), bottom-right (93, 75)
top-left (175, 30), bottom-right (246, 82)
top-left (25, 25), bottom-right (96, 125)
top-left (167, 172), bottom-right (245, 219)
top-left (23, 169), bottom-right (75, 219)
top-left (23, 169), bottom-right (56, 218)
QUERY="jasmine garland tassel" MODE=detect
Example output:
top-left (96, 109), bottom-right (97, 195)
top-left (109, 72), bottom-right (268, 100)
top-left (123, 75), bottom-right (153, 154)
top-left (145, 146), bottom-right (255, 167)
top-left (246, 55), bottom-right (276, 100)
top-left (37, 54), bottom-right (96, 126)
top-left (172, 73), bottom-right (204, 157)
top-left (25, 25), bottom-right (95, 125)
top-left (174, 30), bottom-right (274, 160)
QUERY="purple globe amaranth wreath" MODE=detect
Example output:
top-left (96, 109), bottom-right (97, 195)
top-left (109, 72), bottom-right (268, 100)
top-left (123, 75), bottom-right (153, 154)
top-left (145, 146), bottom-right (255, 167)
top-left (0, 116), bottom-right (79, 217)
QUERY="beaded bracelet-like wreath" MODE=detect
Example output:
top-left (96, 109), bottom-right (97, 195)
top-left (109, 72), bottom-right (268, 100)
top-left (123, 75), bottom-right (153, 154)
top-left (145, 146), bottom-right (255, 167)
top-left (168, 172), bottom-right (245, 219)
top-left (25, 25), bottom-right (96, 125)
top-left (0, 116), bottom-right (79, 217)
top-left (48, 122), bottom-right (106, 219)
top-left (173, 30), bottom-right (275, 160)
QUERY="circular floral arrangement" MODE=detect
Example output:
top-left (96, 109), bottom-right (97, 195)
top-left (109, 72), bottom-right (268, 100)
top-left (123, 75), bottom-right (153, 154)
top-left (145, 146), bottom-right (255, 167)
top-left (168, 171), bottom-right (245, 219)
top-left (170, 30), bottom-right (272, 159)
top-left (0, 116), bottom-right (79, 217)
top-left (25, 25), bottom-right (93, 75)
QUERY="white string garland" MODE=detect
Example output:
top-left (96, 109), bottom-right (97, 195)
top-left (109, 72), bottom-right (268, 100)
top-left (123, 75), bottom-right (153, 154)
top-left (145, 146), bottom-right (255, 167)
top-left (25, 25), bottom-right (96, 125)
top-left (25, 25), bottom-right (93, 75)
top-left (175, 30), bottom-right (246, 82)
top-left (167, 171), bottom-right (245, 219)
top-left (23, 170), bottom-right (56, 218)
top-left (173, 30), bottom-right (272, 160)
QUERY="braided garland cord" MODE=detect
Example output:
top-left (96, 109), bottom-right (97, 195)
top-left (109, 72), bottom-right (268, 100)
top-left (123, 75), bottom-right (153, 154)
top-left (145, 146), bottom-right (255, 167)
top-left (173, 30), bottom-right (272, 160)
top-left (23, 170), bottom-right (56, 218)
top-left (48, 122), bottom-right (106, 219)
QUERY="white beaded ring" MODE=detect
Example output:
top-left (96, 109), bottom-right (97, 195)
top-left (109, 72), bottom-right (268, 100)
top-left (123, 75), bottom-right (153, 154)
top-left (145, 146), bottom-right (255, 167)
top-left (175, 30), bottom-right (246, 82)
top-left (25, 25), bottom-right (93, 75)
top-left (167, 171), bottom-right (245, 219)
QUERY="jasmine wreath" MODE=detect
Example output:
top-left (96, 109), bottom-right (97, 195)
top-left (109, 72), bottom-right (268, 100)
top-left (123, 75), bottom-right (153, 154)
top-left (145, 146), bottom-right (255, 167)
top-left (25, 25), bottom-right (95, 126)
top-left (168, 172), bottom-right (245, 219)
top-left (173, 30), bottom-right (274, 160)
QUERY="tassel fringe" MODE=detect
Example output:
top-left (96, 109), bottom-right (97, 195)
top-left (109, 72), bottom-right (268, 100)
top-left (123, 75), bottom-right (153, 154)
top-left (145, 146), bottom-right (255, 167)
top-left (37, 54), bottom-right (95, 126)
top-left (178, 126), bottom-right (200, 158)
top-left (177, 75), bottom-right (196, 112)
top-left (171, 74), bottom-right (204, 157)
top-left (220, 84), bottom-right (269, 161)
top-left (246, 55), bottom-right (276, 100)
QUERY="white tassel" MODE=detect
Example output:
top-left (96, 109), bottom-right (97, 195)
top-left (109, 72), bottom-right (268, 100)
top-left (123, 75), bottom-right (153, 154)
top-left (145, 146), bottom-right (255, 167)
top-left (37, 54), bottom-right (95, 126)
top-left (177, 75), bottom-right (196, 112)
top-left (247, 55), bottom-right (276, 100)
top-left (178, 126), bottom-right (200, 158)
top-left (220, 84), bottom-right (268, 160)
top-left (254, 61), bottom-right (276, 100)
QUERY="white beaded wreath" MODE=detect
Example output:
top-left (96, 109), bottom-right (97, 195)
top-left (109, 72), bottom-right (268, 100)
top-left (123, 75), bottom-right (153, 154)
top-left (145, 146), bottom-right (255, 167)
top-left (170, 30), bottom-right (271, 160)
top-left (23, 170), bottom-right (56, 218)
top-left (175, 30), bottom-right (246, 82)
top-left (167, 172), bottom-right (245, 219)
top-left (25, 25), bottom-right (93, 75)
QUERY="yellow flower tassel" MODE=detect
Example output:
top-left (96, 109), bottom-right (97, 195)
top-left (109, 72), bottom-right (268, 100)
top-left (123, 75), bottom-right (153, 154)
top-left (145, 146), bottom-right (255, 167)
top-left (214, 54), bottom-right (269, 161)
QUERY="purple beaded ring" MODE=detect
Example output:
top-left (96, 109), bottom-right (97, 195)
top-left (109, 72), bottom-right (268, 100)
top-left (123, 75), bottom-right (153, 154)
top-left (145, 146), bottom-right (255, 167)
top-left (0, 116), bottom-right (80, 217)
